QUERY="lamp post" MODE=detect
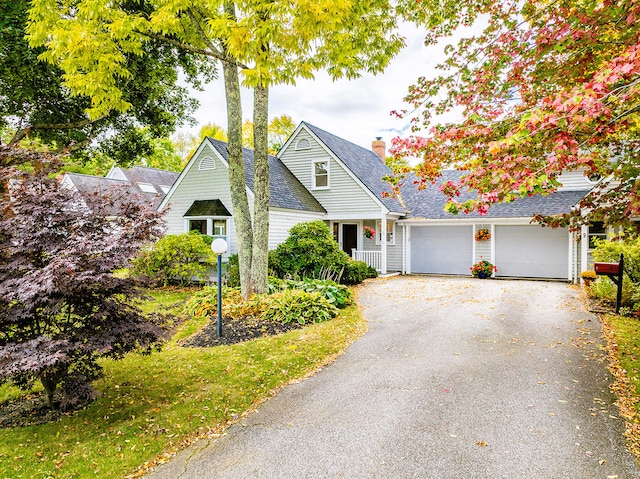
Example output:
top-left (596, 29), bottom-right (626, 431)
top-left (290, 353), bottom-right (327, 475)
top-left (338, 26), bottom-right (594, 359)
top-left (211, 238), bottom-right (228, 337)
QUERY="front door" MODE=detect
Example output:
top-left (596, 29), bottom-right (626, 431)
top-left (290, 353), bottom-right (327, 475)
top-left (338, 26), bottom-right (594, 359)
top-left (342, 224), bottom-right (358, 255)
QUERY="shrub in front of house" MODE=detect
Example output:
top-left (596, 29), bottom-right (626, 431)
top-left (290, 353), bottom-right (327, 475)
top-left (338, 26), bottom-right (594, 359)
top-left (592, 234), bottom-right (640, 284)
top-left (262, 289), bottom-right (339, 324)
top-left (592, 235), bottom-right (640, 313)
top-left (131, 232), bottom-right (215, 286)
top-left (182, 282), bottom-right (340, 324)
top-left (224, 253), bottom-right (241, 287)
top-left (270, 278), bottom-right (353, 308)
top-left (268, 220), bottom-right (377, 284)
top-left (343, 260), bottom-right (378, 285)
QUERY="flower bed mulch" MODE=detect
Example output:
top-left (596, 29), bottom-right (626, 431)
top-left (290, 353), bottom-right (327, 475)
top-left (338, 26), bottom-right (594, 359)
top-left (0, 392), bottom-right (73, 428)
top-left (181, 316), bottom-right (307, 347)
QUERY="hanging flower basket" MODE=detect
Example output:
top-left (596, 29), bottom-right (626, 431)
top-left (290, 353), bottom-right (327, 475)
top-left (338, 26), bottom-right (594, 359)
top-left (363, 225), bottom-right (376, 239)
top-left (475, 228), bottom-right (491, 241)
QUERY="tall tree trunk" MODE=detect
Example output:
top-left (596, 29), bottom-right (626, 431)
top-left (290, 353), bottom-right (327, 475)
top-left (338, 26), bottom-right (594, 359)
top-left (222, 9), bottom-right (253, 299)
top-left (41, 373), bottom-right (58, 409)
top-left (251, 83), bottom-right (269, 294)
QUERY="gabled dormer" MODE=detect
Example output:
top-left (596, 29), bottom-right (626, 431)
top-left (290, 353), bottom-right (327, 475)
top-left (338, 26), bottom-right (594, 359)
top-left (278, 122), bottom-right (405, 217)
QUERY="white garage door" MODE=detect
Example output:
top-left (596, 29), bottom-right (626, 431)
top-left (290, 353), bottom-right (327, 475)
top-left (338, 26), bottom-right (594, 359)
top-left (495, 225), bottom-right (569, 279)
top-left (411, 226), bottom-right (473, 275)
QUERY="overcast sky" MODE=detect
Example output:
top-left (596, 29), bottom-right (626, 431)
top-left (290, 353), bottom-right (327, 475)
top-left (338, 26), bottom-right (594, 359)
top-left (180, 23), bottom-right (470, 153)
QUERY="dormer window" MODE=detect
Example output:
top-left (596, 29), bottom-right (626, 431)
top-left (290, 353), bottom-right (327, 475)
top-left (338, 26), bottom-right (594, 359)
top-left (138, 182), bottom-right (157, 193)
top-left (199, 156), bottom-right (216, 170)
top-left (296, 138), bottom-right (311, 150)
top-left (312, 159), bottom-right (329, 189)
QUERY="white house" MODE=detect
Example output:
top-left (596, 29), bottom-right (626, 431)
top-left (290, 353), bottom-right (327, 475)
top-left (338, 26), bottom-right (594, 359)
top-left (159, 121), bottom-right (605, 281)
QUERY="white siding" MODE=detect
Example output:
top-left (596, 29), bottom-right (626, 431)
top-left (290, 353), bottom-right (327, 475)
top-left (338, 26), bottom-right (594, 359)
top-left (162, 142), bottom-right (327, 257)
top-left (362, 220), bottom-right (378, 252)
top-left (279, 129), bottom-right (382, 217)
top-left (359, 219), bottom-right (402, 271)
top-left (474, 224), bottom-right (492, 262)
top-left (386, 228), bottom-right (404, 272)
top-left (269, 210), bottom-right (326, 249)
top-left (557, 169), bottom-right (596, 191)
top-left (161, 144), bottom-right (237, 257)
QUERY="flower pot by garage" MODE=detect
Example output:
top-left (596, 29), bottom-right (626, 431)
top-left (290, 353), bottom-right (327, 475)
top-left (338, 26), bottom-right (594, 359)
top-left (477, 273), bottom-right (488, 279)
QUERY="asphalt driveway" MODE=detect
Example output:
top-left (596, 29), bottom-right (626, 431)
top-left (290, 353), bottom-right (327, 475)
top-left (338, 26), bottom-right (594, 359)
top-left (147, 276), bottom-right (640, 478)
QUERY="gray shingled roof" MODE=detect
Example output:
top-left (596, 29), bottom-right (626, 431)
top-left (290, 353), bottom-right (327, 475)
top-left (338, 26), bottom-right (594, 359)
top-left (65, 171), bottom-right (168, 209)
top-left (64, 172), bottom-right (159, 213)
top-left (302, 122), bottom-right (406, 214)
top-left (118, 166), bottom-right (179, 191)
top-left (400, 170), bottom-right (589, 219)
top-left (65, 172), bottom-right (127, 194)
top-left (207, 139), bottom-right (326, 214)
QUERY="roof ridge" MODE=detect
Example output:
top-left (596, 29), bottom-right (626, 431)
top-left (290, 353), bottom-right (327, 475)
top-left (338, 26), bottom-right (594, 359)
top-left (301, 121), bottom-right (374, 155)
top-left (65, 172), bottom-right (127, 182)
top-left (127, 165), bottom-right (179, 173)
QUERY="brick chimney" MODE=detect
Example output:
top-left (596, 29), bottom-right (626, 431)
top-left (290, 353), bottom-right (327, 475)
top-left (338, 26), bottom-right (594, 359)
top-left (372, 137), bottom-right (385, 161)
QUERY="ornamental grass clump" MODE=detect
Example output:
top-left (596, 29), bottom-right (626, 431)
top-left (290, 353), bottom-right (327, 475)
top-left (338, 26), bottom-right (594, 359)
top-left (471, 259), bottom-right (497, 278)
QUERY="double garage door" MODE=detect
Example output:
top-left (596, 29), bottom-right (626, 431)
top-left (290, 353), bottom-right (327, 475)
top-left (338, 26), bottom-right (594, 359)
top-left (410, 225), bottom-right (569, 279)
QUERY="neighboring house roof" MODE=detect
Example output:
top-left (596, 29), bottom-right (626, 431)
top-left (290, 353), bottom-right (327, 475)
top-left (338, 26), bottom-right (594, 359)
top-left (64, 172), bottom-right (127, 195)
top-left (184, 199), bottom-right (232, 217)
top-left (400, 170), bottom-right (590, 220)
top-left (62, 172), bottom-right (153, 214)
top-left (65, 167), bottom-right (177, 209)
top-left (206, 138), bottom-right (326, 214)
top-left (107, 166), bottom-right (180, 195)
top-left (300, 122), bottom-right (405, 214)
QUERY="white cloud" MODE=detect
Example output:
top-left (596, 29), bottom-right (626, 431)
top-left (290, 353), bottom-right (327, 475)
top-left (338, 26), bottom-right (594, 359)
top-left (180, 21), bottom-right (475, 152)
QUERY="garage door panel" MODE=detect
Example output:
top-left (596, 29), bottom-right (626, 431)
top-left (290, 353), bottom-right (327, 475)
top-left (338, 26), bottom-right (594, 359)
top-left (495, 226), bottom-right (568, 279)
top-left (411, 226), bottom-right (473, 275)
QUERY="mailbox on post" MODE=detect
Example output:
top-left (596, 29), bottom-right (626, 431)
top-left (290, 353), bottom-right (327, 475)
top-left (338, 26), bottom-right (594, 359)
top-left (593, 254), bottom-right (624, 314)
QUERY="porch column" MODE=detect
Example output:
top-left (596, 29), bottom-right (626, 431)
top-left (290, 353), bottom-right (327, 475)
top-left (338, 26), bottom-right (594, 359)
top-left (381, 216), bottom-right (387, 274)
top-left (580, 224), bottom-right (589, 273)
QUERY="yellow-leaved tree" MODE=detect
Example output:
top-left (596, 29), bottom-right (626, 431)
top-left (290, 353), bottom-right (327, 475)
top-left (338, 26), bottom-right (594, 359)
top-left (27, 0), bottom-right (405, 296)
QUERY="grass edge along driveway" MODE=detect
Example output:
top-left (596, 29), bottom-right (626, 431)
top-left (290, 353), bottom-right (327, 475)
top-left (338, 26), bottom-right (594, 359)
top-left (0, 289), bottom-right (367, 479)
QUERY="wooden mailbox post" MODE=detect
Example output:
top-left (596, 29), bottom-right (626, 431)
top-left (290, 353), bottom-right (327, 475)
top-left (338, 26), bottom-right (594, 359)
top-left (594, 253), bottom-right (624, 314)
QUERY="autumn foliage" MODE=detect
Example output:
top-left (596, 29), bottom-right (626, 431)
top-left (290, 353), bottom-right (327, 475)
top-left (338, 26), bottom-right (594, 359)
top-left (393, 0), bottom-right (640, 227)
top-left (0, 158), bottom-right (167, 409)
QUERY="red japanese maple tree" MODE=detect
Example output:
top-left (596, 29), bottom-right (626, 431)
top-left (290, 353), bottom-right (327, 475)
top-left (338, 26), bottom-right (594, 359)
top-left (0, 156), bottom-right (167, 409)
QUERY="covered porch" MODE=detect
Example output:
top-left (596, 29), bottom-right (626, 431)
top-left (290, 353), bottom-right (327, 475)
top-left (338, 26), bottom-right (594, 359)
top-left (330, 217), bottom-right (402, 274)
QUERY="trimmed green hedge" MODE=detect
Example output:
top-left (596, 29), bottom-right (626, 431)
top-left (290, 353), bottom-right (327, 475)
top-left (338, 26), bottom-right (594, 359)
top-left (268, 221), bottom-right (377, 285)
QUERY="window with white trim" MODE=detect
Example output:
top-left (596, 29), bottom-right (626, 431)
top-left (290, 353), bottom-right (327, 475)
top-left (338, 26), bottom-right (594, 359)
top-left (213, 219), bottom-right (226, 239)
top-left (199, 156), bottom-right (216, 170)
top-left (188, 219), bottom-right (207, 235)
top-left (588, 221), bottom-right (606, 249)
top-left (187, 218), bottom-right (229, 243)
top-left (312, 159), bottom-right (329, 189)
top-left (296, 138), bottom-right (311, 150)
top-left (376, 220), bottom-right (395, 245)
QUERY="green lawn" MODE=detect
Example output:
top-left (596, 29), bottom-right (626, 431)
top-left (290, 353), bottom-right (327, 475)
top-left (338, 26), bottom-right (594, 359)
top-left (0, 289), bottom-right (367, 479)
top-left (601, 313), bottom-right (640, 458)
